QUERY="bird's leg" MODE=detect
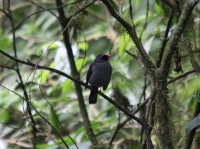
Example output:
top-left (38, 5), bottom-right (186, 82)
top-left (98, 88), bottom-right (102, 94)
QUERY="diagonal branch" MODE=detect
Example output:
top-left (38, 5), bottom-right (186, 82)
top-left (139, 0), bottom-right (149, 41)
top-left (161, 0), bottom-right (199, 75)
top-left (38, 84), bottom-right (78, 149)
top-left (55, 0), bottom-right (98, 145)
top-left (109, 99), bottom-right (149, 146)
top-left (167, 70), bottom-right (195, 84)
top-left (157, 12), bottom-right (173, 67)
top-left (14, 0), bottom-right (85, 30)
top-left (2, 7), bottom-right (37, 139)
top-left (101, 0), bottom-right (156, 76)
top-left (184, 92), bottom-right (200, 149)
top-left (30, 102), bottom-right (70, 149)
top-left (0, 49), bottom-right (144, 126)
top-left (183, 31), bottom-right (200, 74)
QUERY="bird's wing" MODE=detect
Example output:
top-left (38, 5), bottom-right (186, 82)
top-left (103, 85), bottom-right (108, 90)
top-left (102, 63), bottom-right (112, 90)
top-left (86, 63), bottom-right (94, 85)
top-left (103, 77), bottom-right (110, 90)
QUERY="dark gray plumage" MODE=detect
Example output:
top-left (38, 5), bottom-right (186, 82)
top-left (86, 54), bottom-right (112, 104)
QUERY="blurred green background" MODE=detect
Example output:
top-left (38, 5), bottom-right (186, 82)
top-left (0, 0), bottom-right (200, 149)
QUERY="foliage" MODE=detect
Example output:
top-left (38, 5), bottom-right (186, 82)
top-left (0, 0), bottom-right (200, 149)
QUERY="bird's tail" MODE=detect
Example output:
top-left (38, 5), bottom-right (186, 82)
top-left (89, 87), bottom-right (98, 104)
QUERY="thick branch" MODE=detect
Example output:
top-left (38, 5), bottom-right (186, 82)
top-left (101, 0), bottom-right (156, 76)
top-left (161, 0), bottom-right (199, 74)
top-left (183, 32), bottom-right (200, 74)
top-left (184, 92), bottom-right (200, 149)
top-left (55, 0), bottom-right (98, 145)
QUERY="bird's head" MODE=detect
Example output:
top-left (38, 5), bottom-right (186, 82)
top-left (95, 54), bottom-right (111, 62)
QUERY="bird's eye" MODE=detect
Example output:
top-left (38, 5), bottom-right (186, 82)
top-left (101, 55), bottom-right (108, 60)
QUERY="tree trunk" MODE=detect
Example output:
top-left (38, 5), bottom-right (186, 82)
top-left (152, 71), bottom-right (173, 149)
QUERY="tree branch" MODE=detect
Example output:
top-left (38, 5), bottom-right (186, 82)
top-left (55, 0), bottom-right (98, 145)
top-left (157, 12), bottom-right (173, 67)
top-left (3, 7), bottom-right (37, 139)
top-left (38, 84), bottom-right (78, 148)
top-left (167, 70), bottom-right (195, 84)
top-left (139, 0), bottom-right (149, 40)
top-left (109, 99), bottom-right (149, 146)
top-left (0, 49), bottom-right (144, 126)
top-left (30, 102), bottom-right (70, 149)
top-left (14, 0), bottom-right (85, 30)
top-left (184, 92), bottom-right (200, 149)
top-left (161, 0), bottom-right (199, 75)
top-left (101, 0), bottom-right (156, 76)
top-left (183, 31), bottom-right (200, 74)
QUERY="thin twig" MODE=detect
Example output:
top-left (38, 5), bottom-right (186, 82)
top-left (30, 102), bottom-right (70, 149)
top-left (0, 64), bottom-right (16, 70)
top-left (167, 70), bottom-right (195, 84)
top-left (139, 0), bottom-right (149, 41)
top-left (14, 0), bottom-right (85, 30)
top-left (129, 0), bottom-right (133, 20)
top-left (0, 105), bottom-right (23, 117)
top-left (38, 82), bottom-right (79, 149)
top-left (0, 84), bottom-right (24, 99)
top-left (28, 0), bottom-right (57, 17)
top-left (109, 99), bottom-right (149, 146)
top-left (157, 12), bottom-right (173, 67)
top-left (4, 7), bottom-right (37, 138)
top-left (0, 49), bottom-right (144, 125)
top-left (26, 118), bottom-right (64, 148)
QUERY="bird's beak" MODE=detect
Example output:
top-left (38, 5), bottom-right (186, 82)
top-left (108, 54), bottom-right (112, 58)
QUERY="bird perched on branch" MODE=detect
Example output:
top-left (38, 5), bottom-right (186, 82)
top-left (86, 54), bottom-right (112, 104)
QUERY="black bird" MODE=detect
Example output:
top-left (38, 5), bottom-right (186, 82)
top-left (86, 54), bottom-right (112, 104)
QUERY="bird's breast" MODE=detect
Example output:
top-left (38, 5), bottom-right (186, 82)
top-left (89, 62), bottom-right (112, 88)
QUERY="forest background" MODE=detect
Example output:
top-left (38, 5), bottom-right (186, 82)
top-left (0, 0), bottom-right (200, 149)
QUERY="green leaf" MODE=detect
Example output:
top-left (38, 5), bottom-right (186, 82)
top-left (0, 36), bottom-right (12, 51)
top-left (50, 108), bottom-right (61, 133)
top-left (118, 33), bottom-right (130, 57)
top-left (76, 58), bottom-right (85, 71)
top-left (133, 15), bottom-right (146, 25)
top-left (0, 110), bottom-right (10, 123)
top-left (154, 3), bottom-right (163, 14)
top-left (61, 79), bottom-right (73, 94)
top-left (192, 95), bottom-right (200, 103)
top-left (182, 76), bottom-right (200, 99)
top-left (26, 23), bottom-right (37, 36)
top-left (79, 42), bottom-right (88, 51)
top-left (41, 70), bottom-right (50, 83)
top-left (74, 126), bottom-right (85, 138)
top-left (36, 142), bottom-right (58, 149)
top-left (91, 121), bottom-right (102, 131)
top-left (93, 105), bottom-right (113, 121)
top-left (185, 114), bottom-right (200, 135)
